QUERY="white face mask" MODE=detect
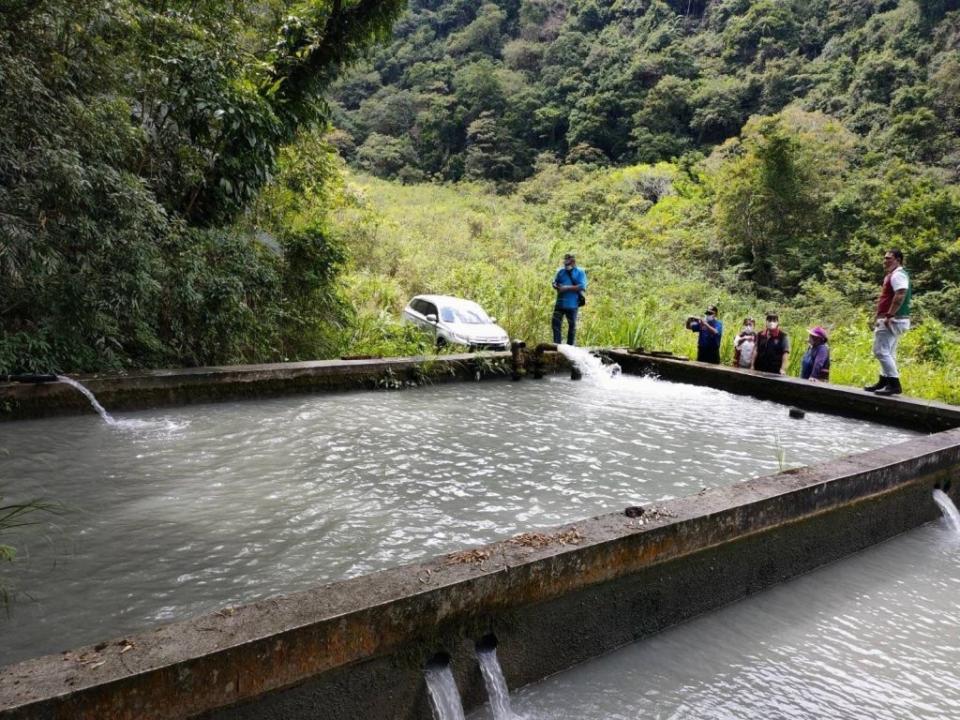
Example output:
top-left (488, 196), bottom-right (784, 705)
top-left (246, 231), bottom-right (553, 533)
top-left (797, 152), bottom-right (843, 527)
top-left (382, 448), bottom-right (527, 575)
top-left (742, 325), bottom-right (754, 334)
top-left (767, 321), bottom-right (778, 330)
top-left (705, 313), bottom-right (715, 320)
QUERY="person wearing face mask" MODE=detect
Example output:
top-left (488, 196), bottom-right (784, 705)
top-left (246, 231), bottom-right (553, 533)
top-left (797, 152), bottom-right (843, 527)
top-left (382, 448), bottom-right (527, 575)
top-left (551, 253), bottom-right (587, 345)
top-left (800, 326), bottom-right (831, 381)
top-left (864, 248), bottom-right (911, 396)
top-left (751, 312), bottom-right (791, 375)
top-left (732, 317), bottom-right (757, 369)
top-left (685, 305), bottom-right (723, 364)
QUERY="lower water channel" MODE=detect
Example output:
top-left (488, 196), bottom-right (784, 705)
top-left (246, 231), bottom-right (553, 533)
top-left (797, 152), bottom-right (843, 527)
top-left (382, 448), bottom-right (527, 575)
top-left (468, 520), bottom-right (960, 720)
top-left (1, 374), bottom-right (918, 666)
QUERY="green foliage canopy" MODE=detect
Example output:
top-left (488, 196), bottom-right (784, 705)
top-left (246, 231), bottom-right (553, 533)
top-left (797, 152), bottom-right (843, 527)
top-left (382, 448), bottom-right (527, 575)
top-left (331, 0), bottom-right (960, 183)
top-left (0, 0), bottom-right (405, 373)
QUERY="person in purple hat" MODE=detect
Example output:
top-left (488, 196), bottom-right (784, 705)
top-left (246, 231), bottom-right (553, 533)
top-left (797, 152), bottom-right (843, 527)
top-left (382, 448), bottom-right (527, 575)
top-left (800, 326), bottom-right (830, 382)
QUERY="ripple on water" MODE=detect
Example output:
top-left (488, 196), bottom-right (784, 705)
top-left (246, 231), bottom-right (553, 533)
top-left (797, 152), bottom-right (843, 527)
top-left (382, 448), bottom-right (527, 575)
top-left (466, 525), bottom-right (960, 720)
top-left (0, 375), bottom-right (920, 664)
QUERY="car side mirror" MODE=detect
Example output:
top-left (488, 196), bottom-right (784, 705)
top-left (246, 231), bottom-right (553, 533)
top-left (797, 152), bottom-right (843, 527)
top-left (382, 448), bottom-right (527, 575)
top-left (425, 313), bottom-right (438, 323)
top-left (489, 317), bottom-right (497, 323)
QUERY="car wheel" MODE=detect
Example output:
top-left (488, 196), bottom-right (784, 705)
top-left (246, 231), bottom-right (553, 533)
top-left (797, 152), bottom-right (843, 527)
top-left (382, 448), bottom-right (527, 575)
top-left (436, 337), bottom-right (447, 349)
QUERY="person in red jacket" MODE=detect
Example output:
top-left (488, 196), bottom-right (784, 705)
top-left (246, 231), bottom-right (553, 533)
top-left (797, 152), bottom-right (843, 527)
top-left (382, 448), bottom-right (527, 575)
top-left (751, 312), bottom-right (790, 375)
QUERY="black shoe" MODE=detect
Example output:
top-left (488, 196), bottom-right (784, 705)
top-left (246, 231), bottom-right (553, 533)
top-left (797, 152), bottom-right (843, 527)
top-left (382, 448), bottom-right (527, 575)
top-left (875, 377), bottom-right (902, 396)
top-left (864, 376), bottom-right (887, 392)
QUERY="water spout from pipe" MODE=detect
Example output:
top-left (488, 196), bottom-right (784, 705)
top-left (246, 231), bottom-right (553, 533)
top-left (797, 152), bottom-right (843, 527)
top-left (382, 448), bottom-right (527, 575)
top-left (933, 489), bottom-right (960, 533)
top-left (57, 376), bottom-right (116, 425)
top-left (424, 656), bottom-right (466, 720)
top-left (556, 345), bottom-right (621, 385)
top-left (476, 638), bottom-right (514, 720)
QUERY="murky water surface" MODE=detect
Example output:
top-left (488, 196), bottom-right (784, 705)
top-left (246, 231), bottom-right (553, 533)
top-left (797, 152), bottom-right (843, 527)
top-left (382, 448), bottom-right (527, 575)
top-left (0, 375), bottom-right (917, 664)
top-left (468, 522), bottom-right (960, 720)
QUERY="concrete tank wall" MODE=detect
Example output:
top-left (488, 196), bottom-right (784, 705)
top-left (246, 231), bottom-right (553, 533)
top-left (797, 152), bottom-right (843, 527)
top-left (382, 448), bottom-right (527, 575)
top-left (1, 350), bottom-right (958, 719)
top-left (0, 353), bottom-right (522, 421)
top-left (2, 427), bottom-right (958, 720)
top-left (609, 350), bottom-right (960, 432)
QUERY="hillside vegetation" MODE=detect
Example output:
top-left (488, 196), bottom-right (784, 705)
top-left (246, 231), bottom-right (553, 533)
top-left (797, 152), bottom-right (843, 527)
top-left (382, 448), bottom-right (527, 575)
top-left (322, 0), bottom-right (960, 403)
top-left (2, 0), bottom-right (959, 406)
top-left (331, 156), bottom-right (960, 403)
top-left (332, 0), bottom-right (960, 184)
top-left (0, 0), bottom-right (404, 373)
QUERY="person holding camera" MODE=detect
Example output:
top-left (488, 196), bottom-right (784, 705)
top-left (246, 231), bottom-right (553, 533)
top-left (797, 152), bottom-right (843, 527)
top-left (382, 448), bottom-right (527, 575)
top-left (551, 253), bottom-right (587, 345)
top-left (685, 305), bottom-right (723, 364)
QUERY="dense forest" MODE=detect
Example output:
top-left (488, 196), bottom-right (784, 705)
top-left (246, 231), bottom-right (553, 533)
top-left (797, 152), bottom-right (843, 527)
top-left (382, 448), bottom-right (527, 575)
top-left (1, 0), bottom-right (959, 401)
top-left (333, 0), bottom-right (960, 183)
top-left (0, 0), bottom-right (404, 373)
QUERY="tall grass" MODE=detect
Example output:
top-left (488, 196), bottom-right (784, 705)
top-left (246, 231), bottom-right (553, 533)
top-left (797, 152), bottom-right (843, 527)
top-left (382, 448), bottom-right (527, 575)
top-left (0, 491), bottom-right (58, 607)
top-left (330, 174), bottom-right (960, 405)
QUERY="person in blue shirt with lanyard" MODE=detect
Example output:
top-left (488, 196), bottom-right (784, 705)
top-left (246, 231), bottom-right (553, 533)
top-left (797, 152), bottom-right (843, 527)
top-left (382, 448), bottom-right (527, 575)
top-left (685, 304), bottom-right (723, 364)
top-left (551, 253), bottom-right (587, 345)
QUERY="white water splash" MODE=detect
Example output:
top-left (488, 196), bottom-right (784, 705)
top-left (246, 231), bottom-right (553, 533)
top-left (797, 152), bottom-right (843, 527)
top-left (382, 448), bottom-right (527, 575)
top-left (113, 418), bottom-right (190, 434)
top-left (556, 345), bottom-right (621, 385)
top-left (425, 662), bottom-right (467, 720)
top-left (478, 647), bottom-right (515, 720)
top-left (57, 375), bottom-right (116, 425)
top-left (933, 489), bottom-right (960, 533)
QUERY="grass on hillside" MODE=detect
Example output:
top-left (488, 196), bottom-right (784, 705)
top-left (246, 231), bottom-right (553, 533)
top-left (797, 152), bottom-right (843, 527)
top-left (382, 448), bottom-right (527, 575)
top-left (330, 174), bottom-right (960, 405)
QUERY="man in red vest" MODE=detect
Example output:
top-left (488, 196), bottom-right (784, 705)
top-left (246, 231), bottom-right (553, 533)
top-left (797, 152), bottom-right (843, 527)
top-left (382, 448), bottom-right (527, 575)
top-left (751, 311), bottom-right (791, 375)
top-left (864, 248), bottom-right (911, 396)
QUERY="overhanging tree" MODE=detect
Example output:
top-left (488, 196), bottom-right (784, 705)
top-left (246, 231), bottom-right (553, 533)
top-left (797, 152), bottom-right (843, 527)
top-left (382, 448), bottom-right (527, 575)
top-left (0, 0), bottom-right (407, 373)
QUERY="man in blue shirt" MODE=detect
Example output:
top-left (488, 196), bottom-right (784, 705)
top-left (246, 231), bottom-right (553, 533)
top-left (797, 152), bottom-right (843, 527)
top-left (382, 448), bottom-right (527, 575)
top-left (685, 304), bottom-right (723, 364)
top-left (551, 253), bottom-right (587, 345)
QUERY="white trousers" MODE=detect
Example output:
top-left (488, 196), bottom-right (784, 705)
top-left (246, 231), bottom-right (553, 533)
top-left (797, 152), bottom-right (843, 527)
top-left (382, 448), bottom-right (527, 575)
top-left (872, 318), bottom-right (910, 378)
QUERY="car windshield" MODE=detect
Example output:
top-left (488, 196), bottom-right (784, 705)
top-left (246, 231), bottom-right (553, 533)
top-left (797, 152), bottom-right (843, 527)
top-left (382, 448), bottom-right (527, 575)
top-left (439, 305), bottom-right (491, 324)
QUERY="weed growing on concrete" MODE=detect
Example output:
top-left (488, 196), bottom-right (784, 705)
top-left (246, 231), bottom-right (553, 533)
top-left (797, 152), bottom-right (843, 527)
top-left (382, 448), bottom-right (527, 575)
top-left (374, 367), bottom-right (407, 390)
top-left (412, 356), bottom-right (457, 386)
top-left (470, 353), bottom-right (509, 379)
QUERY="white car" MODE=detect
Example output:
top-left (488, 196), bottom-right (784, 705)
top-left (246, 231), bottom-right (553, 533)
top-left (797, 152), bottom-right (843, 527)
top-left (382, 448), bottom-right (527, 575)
top-left (402, 295), bottom-right (510, 351)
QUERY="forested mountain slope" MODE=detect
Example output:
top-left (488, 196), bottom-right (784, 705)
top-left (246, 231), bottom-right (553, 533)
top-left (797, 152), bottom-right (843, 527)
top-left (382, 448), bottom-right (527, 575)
top-left (318, 0), bottom-right (960, 403)
top-left (329, 1), bottom-right (960, 326)
top-left (332, 0), bottom-right (960, 182)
